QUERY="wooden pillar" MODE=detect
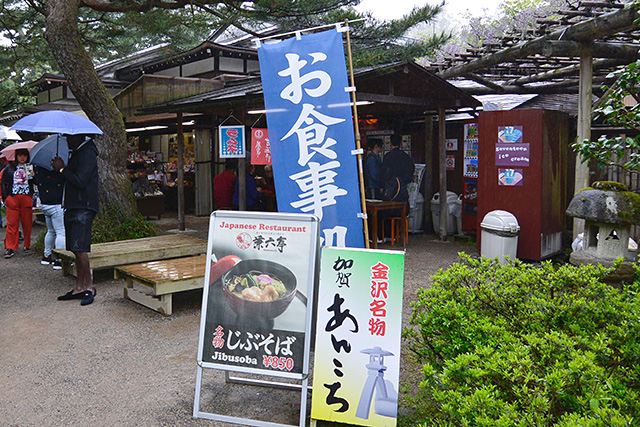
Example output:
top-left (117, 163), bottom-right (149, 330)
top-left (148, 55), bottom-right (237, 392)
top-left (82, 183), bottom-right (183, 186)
top-left (177, 112), bottom-right (185, 231)
top-left (573, 45), bottom-right (592, 238)
top-left (424, 115), bottom-right (434, 233)
top-left (194, 128), bottom-right (212, 216)
top-left (438, 106), bottom-right (448, 241)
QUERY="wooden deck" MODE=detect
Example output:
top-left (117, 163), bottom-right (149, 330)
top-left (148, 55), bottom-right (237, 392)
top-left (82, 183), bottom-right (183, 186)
top-left (115, 254), bottom-right (207, 315)
top-left (52, 234), bottom-right (207, 277)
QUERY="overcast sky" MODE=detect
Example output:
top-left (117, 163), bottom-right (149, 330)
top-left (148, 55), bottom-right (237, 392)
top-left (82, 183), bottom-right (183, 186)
top-left (355, 0), bottom-right (502, 21)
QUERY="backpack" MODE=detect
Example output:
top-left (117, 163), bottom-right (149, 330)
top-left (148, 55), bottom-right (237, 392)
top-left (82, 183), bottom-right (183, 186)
top-left (381, 176), bottom-right (408, 202)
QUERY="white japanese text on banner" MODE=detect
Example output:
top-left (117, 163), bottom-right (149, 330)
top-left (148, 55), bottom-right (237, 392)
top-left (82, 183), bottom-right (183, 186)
top-left (258, 29), bottom-right (365, 248)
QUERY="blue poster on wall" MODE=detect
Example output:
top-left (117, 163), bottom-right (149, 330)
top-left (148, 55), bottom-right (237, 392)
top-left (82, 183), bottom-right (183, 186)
top-left (258, 29), bottom-right (364, 248)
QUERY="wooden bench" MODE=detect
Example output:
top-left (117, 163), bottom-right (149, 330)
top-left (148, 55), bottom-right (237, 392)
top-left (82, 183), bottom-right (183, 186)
top-left (52, 234), bottom-right (207, 278)
top-left (115, 254), bottom-right (207, 315)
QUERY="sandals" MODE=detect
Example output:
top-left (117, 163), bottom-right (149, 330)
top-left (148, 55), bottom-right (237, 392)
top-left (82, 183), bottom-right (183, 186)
top-left (58, 288), bottom-right (96, 306)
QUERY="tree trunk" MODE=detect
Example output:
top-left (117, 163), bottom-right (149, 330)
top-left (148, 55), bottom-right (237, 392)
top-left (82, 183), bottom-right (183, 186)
top-left (44, 0), bottom-right (136, 216)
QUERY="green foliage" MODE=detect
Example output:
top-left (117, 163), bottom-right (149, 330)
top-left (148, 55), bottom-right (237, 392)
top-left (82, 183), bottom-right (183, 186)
top-left (402, 254), bottom-right (640, 426)
top-left (0, 0), bottom-right (449, 112)
top-left (92, 204), bottom-right (158, 243)
top-left (32, 229), bottom-right (46, 255)
top-left (264, 4), bottom-right (450, 67)
top-left (572, 59), bottom-right (640, 173)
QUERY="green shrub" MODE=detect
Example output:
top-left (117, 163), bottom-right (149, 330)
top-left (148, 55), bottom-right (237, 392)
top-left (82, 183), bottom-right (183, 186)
top-left (33, 229), bottom-right (46, 255)
top-left (402, 254), bottom-right (640, 427)
top-left (92, 204), bottom-right (158, 243)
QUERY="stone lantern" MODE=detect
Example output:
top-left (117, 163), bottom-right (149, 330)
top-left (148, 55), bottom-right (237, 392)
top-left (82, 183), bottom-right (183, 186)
top-left (566, 182), bottom-right (640, 281)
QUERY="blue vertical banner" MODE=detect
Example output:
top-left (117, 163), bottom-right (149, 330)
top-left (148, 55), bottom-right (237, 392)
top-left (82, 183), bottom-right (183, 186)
top-left (258, 29), bottom-right (365, 248)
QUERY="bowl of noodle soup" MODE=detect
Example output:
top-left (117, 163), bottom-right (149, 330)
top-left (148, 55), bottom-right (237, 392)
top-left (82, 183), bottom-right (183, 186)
top-left (221, 259), bottom-right (297, 319)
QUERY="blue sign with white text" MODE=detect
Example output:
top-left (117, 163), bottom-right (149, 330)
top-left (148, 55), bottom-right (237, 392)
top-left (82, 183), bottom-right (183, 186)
top-left (219, 125), bottom-right (246, 158)
top-left (258, 29), bottom-right (364, 248)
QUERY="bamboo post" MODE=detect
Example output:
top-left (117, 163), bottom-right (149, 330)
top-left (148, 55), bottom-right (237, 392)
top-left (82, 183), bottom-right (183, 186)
top-left (345, 21), bottom-right (370, 249)
top-left (177, 112), bottom-right (185, 231)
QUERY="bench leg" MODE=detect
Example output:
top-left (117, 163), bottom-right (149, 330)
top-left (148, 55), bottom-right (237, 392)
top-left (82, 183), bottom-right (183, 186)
top-left (123, 285), bottom-right (173, 316)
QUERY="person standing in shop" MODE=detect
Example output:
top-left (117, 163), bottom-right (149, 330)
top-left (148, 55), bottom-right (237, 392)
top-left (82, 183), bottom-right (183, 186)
top-left (364, 138), bottom-right (385, 200)
top-left (213, 159), bottom-right (237, 210)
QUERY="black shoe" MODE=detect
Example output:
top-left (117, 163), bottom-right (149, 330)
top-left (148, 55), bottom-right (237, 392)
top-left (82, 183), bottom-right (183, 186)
top-left (41, 255), bottom-right (53, 265)
top-left (80, 289), bottom-right (96, 306)
top-left (52, 260), bottom-right (62, 270)
top-left (23, 247), bottom-right (32, 254)
top-left (4, 249), bottom-right (14, 259)
top-left (18, 233), bottom-right (23, 242)
top-left (58, 290), bottom-right (86, 301)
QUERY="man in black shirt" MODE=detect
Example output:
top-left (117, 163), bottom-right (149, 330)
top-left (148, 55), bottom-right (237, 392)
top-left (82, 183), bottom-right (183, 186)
top-left (382, 134), bottom-right (415, 203)
top-left (52, 134), bottom-right (99, 306)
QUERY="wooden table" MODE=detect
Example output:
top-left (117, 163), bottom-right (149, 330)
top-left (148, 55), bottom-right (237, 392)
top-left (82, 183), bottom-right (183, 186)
top-left (53, 234), bottom-right (207, 277)
top-left (115, 254), bottom-right (207, 315)
top-left (366, 200), bottom-right (407, 249)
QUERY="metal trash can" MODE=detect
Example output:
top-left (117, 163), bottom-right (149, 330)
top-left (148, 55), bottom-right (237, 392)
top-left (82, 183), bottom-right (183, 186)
top-left (431, 191), bottom-right (458, 235)
top-left (480, 210), bottom-right (520, 264)
top-left (408, 192), bottom-right (424, 233)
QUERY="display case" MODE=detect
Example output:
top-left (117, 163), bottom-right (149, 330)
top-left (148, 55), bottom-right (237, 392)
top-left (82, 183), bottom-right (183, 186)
top-left (127, 151), bottom-right (165, 219)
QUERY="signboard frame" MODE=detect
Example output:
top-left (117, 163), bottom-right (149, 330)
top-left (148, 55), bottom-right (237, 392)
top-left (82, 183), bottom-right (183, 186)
top-left (219, 124), bottom-right (246, 158)
top-left (311, 247), bottom-right (405, 427)
top-left (194, 210), bottom-right (320, 427)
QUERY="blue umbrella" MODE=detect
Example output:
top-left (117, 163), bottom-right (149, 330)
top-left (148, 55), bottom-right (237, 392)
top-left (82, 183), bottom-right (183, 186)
top-left (10, 110), bottom-right (103, 135)
top-left (30, 134), bottom-right (69, 171)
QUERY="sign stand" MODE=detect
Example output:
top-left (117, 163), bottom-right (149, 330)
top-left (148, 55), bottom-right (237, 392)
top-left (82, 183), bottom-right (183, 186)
top-left (193, 211), bottom-right (319, 427)
top-left (194, 366), bottom-right (310, 427)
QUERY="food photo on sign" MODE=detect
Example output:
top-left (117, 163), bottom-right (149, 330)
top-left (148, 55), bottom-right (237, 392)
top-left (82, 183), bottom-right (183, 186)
top-left (198, 210), bottom-right (319, 377)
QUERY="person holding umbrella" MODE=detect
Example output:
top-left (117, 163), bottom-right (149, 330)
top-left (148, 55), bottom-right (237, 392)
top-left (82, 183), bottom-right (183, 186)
top-left (1, 148), bottom-right (35, 258)
top-left (11, 110), bottom-right (103, 305)
top-left (51, 134), bottom-right (99, 306)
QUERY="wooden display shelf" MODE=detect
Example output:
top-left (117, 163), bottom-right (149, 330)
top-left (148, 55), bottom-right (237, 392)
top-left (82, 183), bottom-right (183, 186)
top-left (136, 194), bottom-right (165, 219)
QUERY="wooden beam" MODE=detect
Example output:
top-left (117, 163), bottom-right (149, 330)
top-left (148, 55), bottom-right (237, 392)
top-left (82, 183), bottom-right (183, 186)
top-left (357, 92), bottom-right (429, 106)
top-left (579, 1), bottom-right (625, 9)
top-left (506, 58), bottom-right (625, 85)
top-left (438, 6), bottom-right (638, 79)
top-left (464, 77), bottom-right (606, 95)
top-left (543, 40), bottom-right (640, 59)
top-left (464, 73), bottom-right (506, 92)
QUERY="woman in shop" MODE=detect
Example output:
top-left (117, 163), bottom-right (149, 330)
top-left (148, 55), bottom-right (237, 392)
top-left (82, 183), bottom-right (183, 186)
top-left (1, 148), bottom-right (34, 258)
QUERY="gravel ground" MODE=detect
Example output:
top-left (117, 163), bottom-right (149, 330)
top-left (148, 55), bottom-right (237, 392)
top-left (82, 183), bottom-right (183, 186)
top-left (0, 213), bottom-right (476, 427)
